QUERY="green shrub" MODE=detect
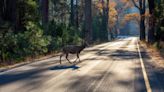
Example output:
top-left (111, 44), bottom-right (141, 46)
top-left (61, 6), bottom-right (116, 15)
top-left (24, 21), bottom-right (51, 56)
top-left (46, 22), bottom-right (82, 52)
top-left (0, 29), bottom-right (17, 62)
top-left (0, 21), bottom-right (82, 63)
top-left (0, 21), bottom-right (52, 62)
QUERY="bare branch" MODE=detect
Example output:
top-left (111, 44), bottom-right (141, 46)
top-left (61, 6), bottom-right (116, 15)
top-left (131, 0), bottom-right (140, 9)
top-left (139, 0), bottom-right (142, 9)
top-left (143, 0), bottom-right (146, 11)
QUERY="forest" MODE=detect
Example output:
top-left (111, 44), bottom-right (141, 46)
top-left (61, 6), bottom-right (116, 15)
top-left (0, 0), bottom-right (164, 65)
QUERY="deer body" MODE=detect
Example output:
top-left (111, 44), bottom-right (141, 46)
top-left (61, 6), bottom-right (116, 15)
top-left (60, 43), bottom-right (87, 64)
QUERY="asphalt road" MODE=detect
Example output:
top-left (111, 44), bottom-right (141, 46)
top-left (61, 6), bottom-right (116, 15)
top-left (0, 37), bottom-right (163, 92)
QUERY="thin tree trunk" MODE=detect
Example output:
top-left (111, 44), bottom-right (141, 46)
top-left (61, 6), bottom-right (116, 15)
top-left (148, 15), bottom-right (155, 43)
top-left (11, 0), bottom-right (18, 31)
top-left (76, 0), bottom-right (79, 28)
top-left (106, 0), bottom-right (109, 39)
top-left (0, 0), bottom-right (4, 24)
top-left (84, 0), bottom-right (92, 43)
top-left (107, 0), bottom-right (109, 27)
top-left (147, 0), bottom-right (155, 43)
top-left (132, 0), bottom-right (146, 41)
top-left (70, 0), bottom-right (74, 26)
top-left (140, 15), bottom-right (146, 40)
top-left (100, 0), bottom-right (108, 41)
top-left (41, 0), bottom-right (49, 25)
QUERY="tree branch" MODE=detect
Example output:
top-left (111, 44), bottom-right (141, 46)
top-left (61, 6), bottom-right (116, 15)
top-left (148, 0), bottom-right (154, 14)
top-left (142, 0), bottom-right (146, 12)
top-left (139, 0), bottom-right (142, 9)
top-left (131, 0), bottom-right (140, 10)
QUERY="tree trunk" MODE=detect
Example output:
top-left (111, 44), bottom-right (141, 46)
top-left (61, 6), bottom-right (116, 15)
top-left (148, 15), bottom-right (155, 43)
top-left (70, 0), bottom-right (74, 26)
top-left (41, 0), bottom-right (49, 26)
top-left (106, 0), bottom-right (109, 27)
top-left (140, 15), bottom-right (146, 40)
top-left (11, 0), bottom-right (18, 30)
top-left (147, 0), bottom-right (155, 43)
top-left (132, 0), bottom-right (146, 41)
top-left (84, 0), bottom-right (92, 43)
top-left (100, 0), bottom-right (108, 41)
top-left (106, 0), bottom-right (109, 39)
top-left (75, 0), bottom-right (79, 28)
top-left (0, 0), bottom-right (4, 24)
top-left (0, 0), bottom-right (18, 31)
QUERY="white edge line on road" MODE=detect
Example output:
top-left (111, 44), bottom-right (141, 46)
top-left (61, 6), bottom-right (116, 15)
top-left (137, 40), bottom-right (152, 92)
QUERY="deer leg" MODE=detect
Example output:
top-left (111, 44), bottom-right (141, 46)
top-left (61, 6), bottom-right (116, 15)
top-left (66, 53), bottom-right (72, 64)
top-left (59, 53), bottom-right (63, 64)
top-left (74, 54), bottom-right (78, 63)
top-left (77, 53), bottom-right (81, 62)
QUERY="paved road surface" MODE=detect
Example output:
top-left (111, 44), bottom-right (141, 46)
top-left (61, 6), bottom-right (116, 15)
top-left (0, 37), bottom-right (163, 92)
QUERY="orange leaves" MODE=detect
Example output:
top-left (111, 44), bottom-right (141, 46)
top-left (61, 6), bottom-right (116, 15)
top-left (95, 1), bottom-right (104, 12)
top-left (119, 0), bottom-right (134, 8)
top-left (120, 0), bottom-right (129, 3)
top-left (109, 2), bottom-right (118, 28)
top-left (95, 0), bottom-right (118, 28)
top-left (121, 13), bottom-right (140, 27)
top-left (96, 1), bottom-right (117, 9)
top-left (109, 2), bottom-right (117, 8)
top-left (96, 2), bottom-right (103, 10)
top-left (109, 2), bottom-right (117, 18)
top-left (109, 8), bottom-right (117, 17)
top-left (124, 13), bottom-right (140, 20)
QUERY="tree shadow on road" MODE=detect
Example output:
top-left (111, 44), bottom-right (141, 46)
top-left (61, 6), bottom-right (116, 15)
top-left (0, 64), bottom-right (80, 86)
top-left (93, 48), bottom-right (139, 60)
top-left (0, 68), bottom-right (46, 86)
top-left (49, 65), bottom-right (80, 70)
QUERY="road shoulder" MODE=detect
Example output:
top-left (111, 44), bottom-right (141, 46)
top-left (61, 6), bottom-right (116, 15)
top-left (139, 42), bottom-right (164, 92)
top-left (0, 53), bottom-right (60, 72)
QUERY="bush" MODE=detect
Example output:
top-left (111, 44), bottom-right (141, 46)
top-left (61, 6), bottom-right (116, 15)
top-left (0, 22), bottom-right (52, 62)
top-left (0, 21), bottom-right (82, 64)
top-left (46, 21), bottom-right (82, 52)
top-left (48, 37), bottom-right (62, 51)
top-left (23, 21), bottom-right (51, 56)
top-left (0, 29), bottom-right (17, 62)
top-left (61, 24), bottom-right (82, 45)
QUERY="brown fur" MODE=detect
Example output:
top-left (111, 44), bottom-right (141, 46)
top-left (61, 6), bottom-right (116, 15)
top-left (59, 42), bottom-right (88, 64)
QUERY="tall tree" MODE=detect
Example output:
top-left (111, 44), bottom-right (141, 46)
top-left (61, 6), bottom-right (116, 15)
top-left (75, 0), bottom-right (79, 28)
top-left (107, 0), bottom-right (109, 26)
top-left (147, 0), bottom-right (155, 43)
top-left (41, 0), bottom-right (49, 25)
top-left (0, 0), bottom-right (18, 30)
top-left (100, 0), bottom-right (108, 41)
top-left (70, 0), bottom-right (75, 26)
top-left (154, 0), bottom-right (164, 46)
top-left (84, 0), bottom-right (92, 43)
top-left (132, 0), bottom-right (146, 41)
top-left (11, 0), bottom-right (17, 30)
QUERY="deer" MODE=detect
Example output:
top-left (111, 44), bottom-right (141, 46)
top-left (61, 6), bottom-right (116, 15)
top-left (59, 41), bottom-right (88, 64)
